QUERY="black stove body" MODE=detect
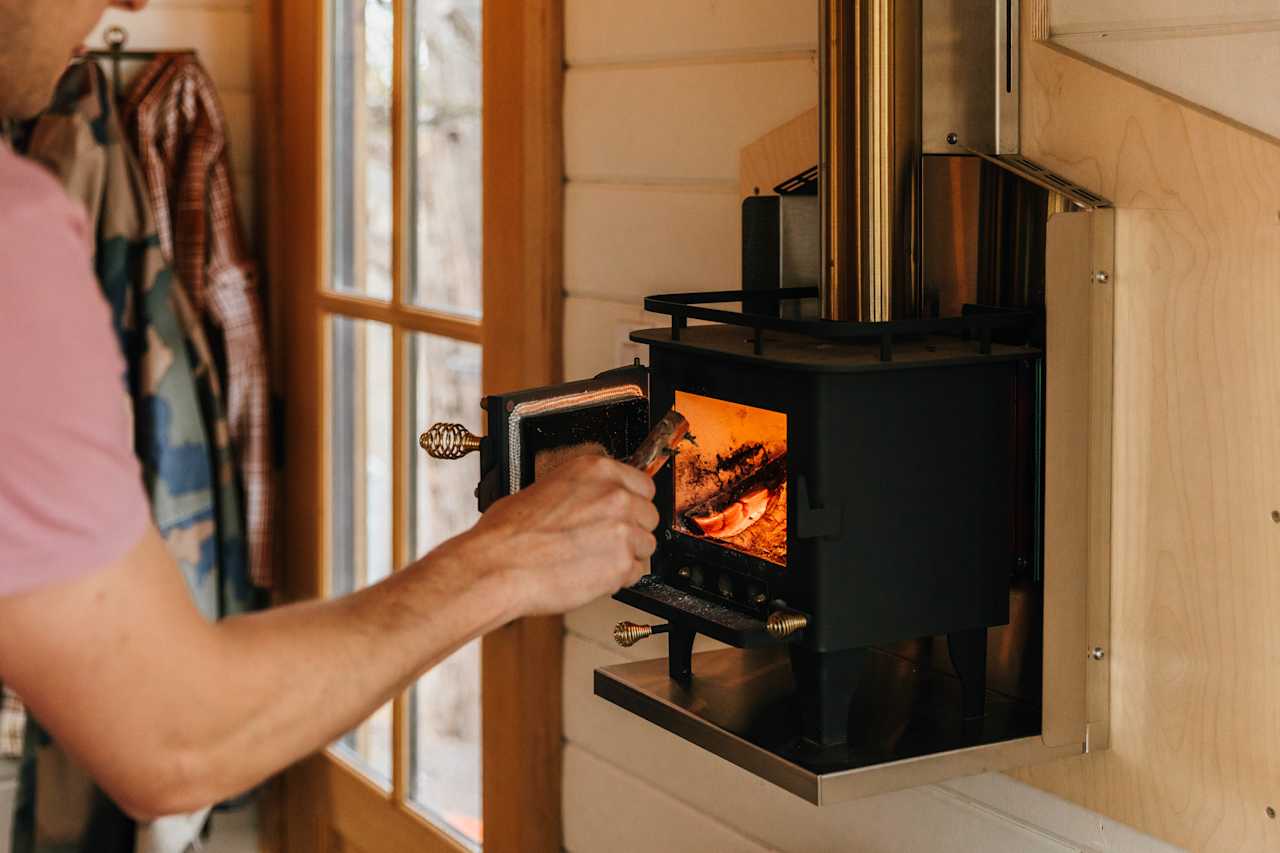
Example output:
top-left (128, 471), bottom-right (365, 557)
top-left (458, 292), bottom-right (1044, 751)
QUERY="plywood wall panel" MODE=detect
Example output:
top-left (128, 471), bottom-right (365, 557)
top-left (565, 0), bottom-right (815, 66)
top-left (1049, 1), bottom-right (1280, 34)
top-left (1009, 23), bottom-right (1280, 853)
top-left (1053, 31), bottom-right (1280, 142)
top-left (564, 59), bottom-right (818, 184)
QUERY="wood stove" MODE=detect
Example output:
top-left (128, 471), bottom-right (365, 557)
top-left (420, 0), bottom-right (1118, 802)
top-left (423, 293), bottom-right (1045, 755)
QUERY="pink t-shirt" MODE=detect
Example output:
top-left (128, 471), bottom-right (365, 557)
top-left (0, 144), bottom-right (151, 596)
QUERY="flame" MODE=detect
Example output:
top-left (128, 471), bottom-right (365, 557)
top-left (673, 391), bottom-right (788, 566)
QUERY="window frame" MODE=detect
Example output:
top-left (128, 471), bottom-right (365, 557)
top-left (261, 0), bottom-right (564, 849)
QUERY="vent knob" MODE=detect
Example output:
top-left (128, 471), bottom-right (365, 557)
top-left (613, 622), bottom-right (653, 647)
top-left (613, 621), bottom-right (670, 648)
top-left (420, 423), bottom-right (482, 460)
top-left (766, 611), bottom-right (809, 640)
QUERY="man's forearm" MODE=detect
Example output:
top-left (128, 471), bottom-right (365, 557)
top-left (179, 538), bottom-right (516, 810)
top-left (0, 528), bottom-right (518, 819)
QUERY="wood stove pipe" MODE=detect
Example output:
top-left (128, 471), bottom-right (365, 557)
top-left (819, 0), bottom-right (922, 322)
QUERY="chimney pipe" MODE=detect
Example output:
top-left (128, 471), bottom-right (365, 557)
top-left (820, 0), bottom-right (922, 322)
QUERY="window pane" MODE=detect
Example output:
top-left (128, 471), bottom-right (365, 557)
top-left (327, 316), bottom-right (394, 786)
top-left (408, 332), bottom-right (483, 846)
top-left (409, 0), bottom-right (483, 318)
top-left (331, 0), bottom-right (394, 300)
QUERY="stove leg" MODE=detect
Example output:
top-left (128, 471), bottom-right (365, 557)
top-left (789, 646), bottom-right (867, 747)
top-left (947, 627), bottom-right (988, 720)
top-left (667, 626), bottom-right (696, 685)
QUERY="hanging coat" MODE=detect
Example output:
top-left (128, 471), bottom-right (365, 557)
top-left (9, 60), bottom-right (251, 853)
top-left (123, 54), bottom-right (274, 590)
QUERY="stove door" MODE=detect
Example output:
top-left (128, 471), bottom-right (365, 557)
top-left (420, 365), bottom-right (649, 511)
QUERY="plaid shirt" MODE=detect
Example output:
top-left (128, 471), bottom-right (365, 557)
top-left (0, 686), bottom-right (22, 758)
top-left (122, 55), bottom-right (274, 588)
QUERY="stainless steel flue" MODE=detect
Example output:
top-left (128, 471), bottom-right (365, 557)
top-left (819, 0), bottom-right (922, 322)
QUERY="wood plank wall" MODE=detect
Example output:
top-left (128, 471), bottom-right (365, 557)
top-left (558, 2), bottom-right (1178, 851)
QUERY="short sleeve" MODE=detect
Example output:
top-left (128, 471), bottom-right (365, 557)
top-left (0, 149), bottom-right (151, 596)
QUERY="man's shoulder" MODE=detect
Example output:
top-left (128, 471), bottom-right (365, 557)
top-left (0, 143), bottom-right (88, 246)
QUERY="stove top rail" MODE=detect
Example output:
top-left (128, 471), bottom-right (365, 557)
top-left (642, 287), bottom-right (1038, 360)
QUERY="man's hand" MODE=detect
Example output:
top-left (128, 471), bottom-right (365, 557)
top-left (439, 454), bottom-right (660, 617)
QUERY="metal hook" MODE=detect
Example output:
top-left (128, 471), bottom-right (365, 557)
top-left (103, 26), bottom-right (128, 101)
top-left (104, 25), bottom-right (128, 50)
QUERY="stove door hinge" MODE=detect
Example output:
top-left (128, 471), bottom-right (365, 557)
top-left (795, 476), bottom-right (843, 540)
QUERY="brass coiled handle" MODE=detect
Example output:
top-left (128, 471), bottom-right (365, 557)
top-left (613, 621), bottom-right (669, 648)
top-left (765, 611), bottom-right (809, 640)
top-left (419, 423), bottom-right (482, 460)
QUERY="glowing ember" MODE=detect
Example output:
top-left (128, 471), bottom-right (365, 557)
top-left (688, 485), bottom-right (772, 538)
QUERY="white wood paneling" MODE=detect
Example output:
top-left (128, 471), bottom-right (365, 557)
top-left (942, 775), bottom-right (1187, 853)
top-left (565, 183), bottom-right (740, 302)
top-left (563, 295), bottom-right (652, 379)
top-left (89, 6), bottom-right (255, 93)
top-left (566, 0), bottom-right (816, 66)
top-left (565, 59), bottom-right (818, 184)
top-left (563, 637), bottom-right (1124, 853)
top-left (563, 745), bottom-right (772, 853)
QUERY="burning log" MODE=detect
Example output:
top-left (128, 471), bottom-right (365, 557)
top-left (682, 454), bottom-right (786, 540)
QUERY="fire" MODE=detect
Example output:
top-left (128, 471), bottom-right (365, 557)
top-left (673, 392), bottom-right (787, 566)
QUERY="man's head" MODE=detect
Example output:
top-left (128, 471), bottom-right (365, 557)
top-left (0, 0), bottom-right (149, 120)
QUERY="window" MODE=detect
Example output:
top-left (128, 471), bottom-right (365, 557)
top-left (274, 0), bottom-right (562, 847)
top-left (325, 0), bottom-right (484, 845)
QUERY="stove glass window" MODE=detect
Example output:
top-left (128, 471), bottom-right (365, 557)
top-left (674, 391), bottom-right (787, 567)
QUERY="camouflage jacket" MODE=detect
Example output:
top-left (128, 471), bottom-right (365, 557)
top-left (9, 61), bottom-right (254, 853)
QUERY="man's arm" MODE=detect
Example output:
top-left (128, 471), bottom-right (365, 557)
top-left (0, 453), bottom-right (658, 820)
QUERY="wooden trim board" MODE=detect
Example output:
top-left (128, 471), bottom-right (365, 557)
top-left (480, 0), bottom-right (566, 850)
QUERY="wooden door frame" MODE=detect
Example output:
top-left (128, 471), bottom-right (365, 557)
top-left (258, 0), bottom-right (564, 849)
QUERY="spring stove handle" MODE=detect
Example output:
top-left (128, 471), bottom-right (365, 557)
top-left (420, 423), bottom-right (482, 460)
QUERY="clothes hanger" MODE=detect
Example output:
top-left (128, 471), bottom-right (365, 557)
top-left (82, 25), bottom-right (195, 101)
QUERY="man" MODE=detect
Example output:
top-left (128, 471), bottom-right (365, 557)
top-left (0, 0), bottom-right (658, 821)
